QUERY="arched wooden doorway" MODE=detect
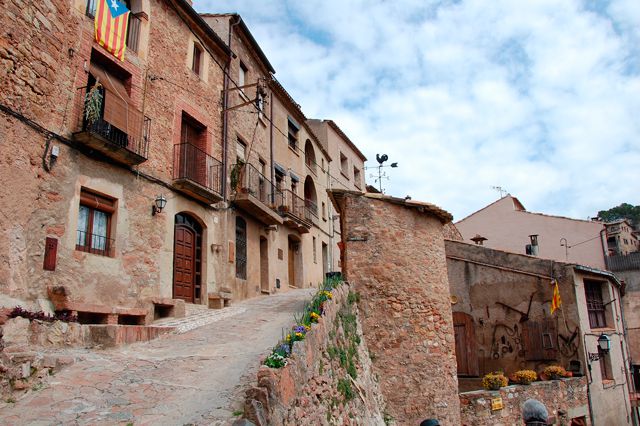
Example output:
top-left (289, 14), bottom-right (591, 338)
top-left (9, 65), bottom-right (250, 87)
top-left (173, 213), bottom-right (203, 303)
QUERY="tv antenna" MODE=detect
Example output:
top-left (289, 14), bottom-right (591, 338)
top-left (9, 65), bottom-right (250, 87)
top-left (492, 186), bottom-right (507, 198)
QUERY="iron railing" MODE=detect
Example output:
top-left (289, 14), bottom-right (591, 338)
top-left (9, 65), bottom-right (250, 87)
top-left (75, 86), bottom-right (150, 159)
top-left (280, 189), bottom-right (313, 224)
top-left (306, 199), bottom-right (319, 220)
top-left (76, 230), bottom-right (115, 257)
top-left (234, 163), bottom-right (281, 208)
top-left (173, 143), bottom-right (223, 197)
top-left (606, 252), bottom-right (640, 272)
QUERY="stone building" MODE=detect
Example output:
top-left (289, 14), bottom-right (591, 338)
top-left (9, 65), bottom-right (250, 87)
top-left (446, 240), bottom-right (635, 425)
top-left (329, 189), bottom-right (461, 425)
top-left (456, 195), bottom-right (607, 269)
top-left (307, 119), bottom-right (367, 274)
top-left (605, 219), bottom-right (639, 256)
top-left (0, 2), bottom-right (366, 324)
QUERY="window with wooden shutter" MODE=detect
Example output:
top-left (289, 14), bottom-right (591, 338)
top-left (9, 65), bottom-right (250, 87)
top-left (452, 312), bottom-right (479, 377)
top-left (522, 319), bottom-right (558, 361)
top-left (76, 189), bottom-right (116, 257)
top-left (585, 280), bottom-right (607, 328)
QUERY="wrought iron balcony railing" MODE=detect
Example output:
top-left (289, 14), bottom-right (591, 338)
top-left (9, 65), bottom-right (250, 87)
top-left (173, 143), bottom-right (223, 198)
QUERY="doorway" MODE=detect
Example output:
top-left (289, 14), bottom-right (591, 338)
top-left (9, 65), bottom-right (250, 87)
top-left (288, 235), bottom-right (301, 288)
top-left (322, 242), bottom-right (328, 277)
top-left (260, 236), bottom-right (269, 293)
top-left (173, 213), bottom-right (203, 303)
top-left (452, 312), bottom-right (479, 376)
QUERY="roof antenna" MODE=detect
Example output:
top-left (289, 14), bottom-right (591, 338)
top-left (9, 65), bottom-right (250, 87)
top-left (492, 186), bottom-right (507, 199)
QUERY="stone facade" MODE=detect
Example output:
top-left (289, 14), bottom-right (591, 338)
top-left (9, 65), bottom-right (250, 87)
top-left (243, 284), bottom-right (387, 425)
top-left (306, 119), bottom-right (367, 275)
top-left (446, 240), bottom-right (634, 425)
top-left (459, 377), bottom-right (589, 426)
top-left (330, 190), bottom-right (461, 425)
top-left (0, 1), bottom-right (367, 325)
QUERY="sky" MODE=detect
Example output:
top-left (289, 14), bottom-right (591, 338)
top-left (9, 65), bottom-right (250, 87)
top-left (196, 0), bottom-right (640, 222)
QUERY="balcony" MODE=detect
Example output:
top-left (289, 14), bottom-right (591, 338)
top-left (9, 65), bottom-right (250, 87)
top-left (173, 143), bottom-right (223, 204)
top-left (232, 163), bottom-right (283, 225)
top-left (279, 189), bottom-right (312, 233)
top-left (73, 87), bottom-right (150, 166)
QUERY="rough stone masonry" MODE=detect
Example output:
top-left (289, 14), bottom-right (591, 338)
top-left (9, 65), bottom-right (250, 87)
top-left (329, 190), bottom-right (461, 425)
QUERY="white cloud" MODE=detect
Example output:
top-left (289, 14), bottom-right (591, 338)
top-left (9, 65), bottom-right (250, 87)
top-left (195, 0), bottom-right (640, 220)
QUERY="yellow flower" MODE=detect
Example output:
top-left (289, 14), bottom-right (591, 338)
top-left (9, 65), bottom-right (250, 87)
top-left (286, 334), bottom-right (292, 341)
top-left (304, 325), bottom-right (311, 331)
top-left (295, 332), bottom-right (304, 338)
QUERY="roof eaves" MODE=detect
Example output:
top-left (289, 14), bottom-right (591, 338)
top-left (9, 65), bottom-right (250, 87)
top-left (173, 1), bottom-right (232, 58)
top-left (325, 120), bottom-right (367, 162)
top-left (573, 264), bottom-right (621, 287)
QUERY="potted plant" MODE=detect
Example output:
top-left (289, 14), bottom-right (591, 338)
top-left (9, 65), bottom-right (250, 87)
top-left (512, 370), bottom-right (537, 385)
top-left (482, 372), bottom-right (508, 390)
top-left (542, 365), bottom-right (567, 380)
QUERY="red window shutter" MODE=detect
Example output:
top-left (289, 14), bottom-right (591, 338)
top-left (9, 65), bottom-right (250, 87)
top-left (43, 237), bottom-right (58, 271)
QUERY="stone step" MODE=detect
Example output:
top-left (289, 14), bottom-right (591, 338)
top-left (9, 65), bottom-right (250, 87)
top-left (151, 306), bottom-right (247, 334)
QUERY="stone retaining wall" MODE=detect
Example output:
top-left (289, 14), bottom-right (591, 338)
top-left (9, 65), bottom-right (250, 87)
top-left (459, 377), bottom-right (589, 425)
top-left (243, 284), bottom-right (387, 425)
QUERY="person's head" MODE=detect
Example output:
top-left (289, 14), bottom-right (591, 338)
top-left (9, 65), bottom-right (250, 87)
top-left (420, 420), bottom-right (440, 426)
top-left (522, 399), bottom-right (548, 425)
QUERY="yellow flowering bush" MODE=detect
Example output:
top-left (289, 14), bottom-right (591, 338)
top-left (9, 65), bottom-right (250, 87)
top-left (512, 370), bottom-right (537, 385)
top-left (482, 372), bottom-right (508, 390)
top-left (543, 365), bottom-right (567, 380)
top-left (310, 312), bottom-right (320, 323)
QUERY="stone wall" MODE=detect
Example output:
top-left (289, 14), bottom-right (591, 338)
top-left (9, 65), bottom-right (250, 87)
top-left (331, 190), bottom-right (460, 425)
top-left (445, 240), bottom-right (583, 377)
top-left (243, 284), bottom-right (387, 425)
top-left (459, 377), bottom-right (589, 425)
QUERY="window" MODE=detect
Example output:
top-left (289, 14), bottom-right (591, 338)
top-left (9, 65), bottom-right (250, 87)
top-left (275, 170), bottom-right (284, 191)
top-left (288, 118), bottom-right (299, 150)
top-left (181, 113), bottom-right (205, 147)
top-left (313, 237), bottom-right (317, 263)
top-left (291, 179), bottom-right (298, 195)
top-left (192, 43), bottom-right (203, 76)
top-left (585, 280), bottom-right (607, 328)
top-left (235, 217), bottom-right (247, 279)
top-left (236, 138), bottom-right (246, 163)
top-left (76, 189), bottom-right (116, 256)
top-left (599, 347), bottom-right (612, 380)
top-left (353, 167), bottom-right (361, 189)
top-left (239, 62), bottom-right (247, 88)
top-left (340, 152), bottom-right (349, 177)
top-left (322, 202), bottom-right (327, 221)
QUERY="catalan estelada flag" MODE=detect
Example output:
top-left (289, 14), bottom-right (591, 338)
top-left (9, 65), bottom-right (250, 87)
top-left (551, 279), bottom-right (562, 314)
top-left (95, 0), bottom-right (130, 61)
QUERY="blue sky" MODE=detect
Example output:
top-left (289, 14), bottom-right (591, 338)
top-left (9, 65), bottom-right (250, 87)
top-left (196, 0), bottom-right (640, 221)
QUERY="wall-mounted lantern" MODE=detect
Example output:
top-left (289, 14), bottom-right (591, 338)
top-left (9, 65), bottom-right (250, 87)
top-left (152, 194), bottom-right (167, 216)
top-left (588, 333), bottom-right (611, 361)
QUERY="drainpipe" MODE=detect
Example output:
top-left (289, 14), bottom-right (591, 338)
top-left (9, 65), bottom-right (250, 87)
top-left (270, 91), bottom-right (274, 203)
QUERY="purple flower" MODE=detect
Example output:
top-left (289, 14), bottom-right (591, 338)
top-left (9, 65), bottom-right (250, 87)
top-left (293, 325), bottom-right (306, 334)
top-left (278, 344), bottom-right (291, 355)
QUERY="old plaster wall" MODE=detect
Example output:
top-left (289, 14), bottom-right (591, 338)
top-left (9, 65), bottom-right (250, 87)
top-left (573, 271), bottom-right (633, 426)
top-left (335, 192), bottom-right (461, 425)
top-left (445, 240), bottom-right (582, 377)
top-left (615, 269), bottom-right (640, 362)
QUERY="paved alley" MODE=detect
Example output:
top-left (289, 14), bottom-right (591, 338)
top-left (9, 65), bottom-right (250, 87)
top-left (0, 288), bottom-right (315, 426)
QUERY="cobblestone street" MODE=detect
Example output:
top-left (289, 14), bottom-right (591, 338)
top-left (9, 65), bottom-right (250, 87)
top-left (0, 288), bottom-right (315, 426)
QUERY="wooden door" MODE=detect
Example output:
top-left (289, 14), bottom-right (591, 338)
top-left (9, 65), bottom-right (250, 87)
top-left (173, 225), bottom-right (195, 302)
top-left (288, 240), bottom-right (296, 287)
top-left (522, 318), bottom-right (558, 361)
top-left (452, 312), bottom-right (479, 376)
top-left (260, 237), bottom-right (269, 293)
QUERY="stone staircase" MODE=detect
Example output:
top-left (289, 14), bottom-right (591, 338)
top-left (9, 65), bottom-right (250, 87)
top-left (151, 303), bottom-right (246, 334)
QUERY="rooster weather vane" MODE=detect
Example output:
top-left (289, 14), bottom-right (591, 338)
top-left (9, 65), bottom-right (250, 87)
top-left (365, 154), bottom-right (398, 193)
